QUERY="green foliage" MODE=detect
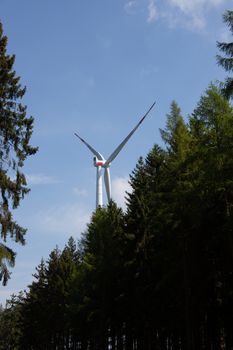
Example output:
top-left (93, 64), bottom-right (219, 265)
top-left (1, 85), bottom-right (233, 349)
top-left (0, 243), bottom-right (15, 285)
top-left (0, 22), bottom-right (38, 284)
top-left (18, 241), bottom-right (79, 349)
top-left (1, 78), bottom-right (233, 348)
top-left (160, 100), bottom-right (190, 160)
top-left (217, 10), bottom-right (233, 99)
top-left (70, 203), bottom-right (127, 346)
top-left (0, 293), bottom-right (24, 349)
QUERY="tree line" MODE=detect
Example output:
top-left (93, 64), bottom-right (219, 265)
top-left (0, 9), bottom-right (233, 350)
top-left (1, 84), bottom-right (233, 348)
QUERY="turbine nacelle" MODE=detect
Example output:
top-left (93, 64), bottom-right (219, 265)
top-left (93, 157), bottom-right (105, 167)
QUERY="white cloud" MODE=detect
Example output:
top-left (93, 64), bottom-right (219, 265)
top-left (147, 0), bottom-right (158, 23)
top-left (169, 0), bottom-right (228, 28)
top-left (73, 187), bottom-right (88, 197)
top-left (168, 0), bottom-right (199, 14)
top-left (124, 0), bottom-right (137, 13)
top-left (34, 203), bottom-right (91, 235)
top-left (159, 0), bottom-right (205, 30)
top-left (168, 0), bottom-right (225, 13)
top-left (166, 0), bottom-right (226, 30)
top-left (112, 176), bottom-right (132, 210)
top-left (26, 174), bottom-right (61, 185)
top-left (124, 0), bottom-right (229, 31)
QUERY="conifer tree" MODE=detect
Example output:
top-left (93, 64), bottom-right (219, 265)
top-left (19, 259), bottom-right (48, 349)
top-left (0, 22), bottom-right (37, 284)
top-left (0, 293), bottom-right (24, 349)
top-left (183, 85), bottom-right (233, 348)
top-left (70, 203), bottom-right (127, 349)
top-left (217, 10), bottom-right (233, 99)
top-left (160, 100), bottom-right (189, 161)
top-left (1, 84), bottom-right (233, 348)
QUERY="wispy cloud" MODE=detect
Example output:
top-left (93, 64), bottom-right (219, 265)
top-left (73, 187), bottom-right (88, 197)
top-left (124, 0), bottom-right (137, 13)
top-left (124, 0), bottom-right (229, 31)
top-left (147, 0), bottom-right (158, 23)
top-left (29, 203), bottom-right (91, 236)
top-left (112, 176), bottom-right (132, 211)
top-left (169, 0), bottom-right (226, 12)
top-left (26, 174), bottom-right (61, 185)
top-left (165, 0), bottom-right (224, 30)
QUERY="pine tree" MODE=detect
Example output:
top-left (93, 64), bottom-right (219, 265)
top-left (0, 22), bottom-right (38, 284)
top-left (217, 10), bottom-right (233, 99)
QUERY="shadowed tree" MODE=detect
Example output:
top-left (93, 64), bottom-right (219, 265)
top-left (1, 83), bottom-right (233, 349)
top-left (0, 292), bottom-right (24, 350)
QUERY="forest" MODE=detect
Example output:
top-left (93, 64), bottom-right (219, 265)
top-left (0, 9), bottom-right (233, 350)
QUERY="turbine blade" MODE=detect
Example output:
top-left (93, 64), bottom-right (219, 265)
top-left (74, 132), bottom-right (104, 160)
top-left (105, 101), bottom-right (156, 165)
top-left (104, 167), bottom-right (111, 203)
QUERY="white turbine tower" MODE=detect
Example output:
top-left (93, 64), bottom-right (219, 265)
top-left (75, 102), bottom-right (156, 208)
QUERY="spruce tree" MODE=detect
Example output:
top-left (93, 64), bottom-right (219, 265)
top-left (160, 100), bottom-right (189, 160)
top-left (0, 293), bottom-right (24, 349)
top-left (184, 85), bottom-right (233, 348)
top-left (217, 10), bottom-right (233, 99)
top-left (70, 203), bottom-right (127, 349)
top-left (0, 22), bottom-right (37, 284)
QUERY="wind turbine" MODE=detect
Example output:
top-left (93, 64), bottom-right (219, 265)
top-left (75, 102), bottom-right (156, 208)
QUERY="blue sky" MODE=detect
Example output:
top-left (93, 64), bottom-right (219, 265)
top-left (0, 0), bottom-right (232, 304)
